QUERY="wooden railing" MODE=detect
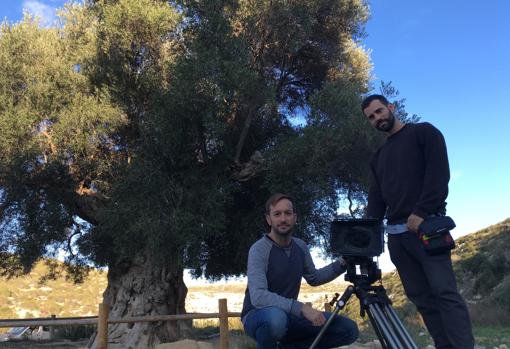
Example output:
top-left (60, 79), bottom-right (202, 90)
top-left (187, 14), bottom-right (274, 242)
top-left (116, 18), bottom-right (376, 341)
top-left (0, 300), bottom-right (333, 348)
top-left (0, 298), bottom-right (242, 349)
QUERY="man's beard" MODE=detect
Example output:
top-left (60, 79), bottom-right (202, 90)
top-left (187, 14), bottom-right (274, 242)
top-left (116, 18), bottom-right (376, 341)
top-left (376, 110), bottom-right (396, 132)
top-left (274, 224), bottom-right (292, 237)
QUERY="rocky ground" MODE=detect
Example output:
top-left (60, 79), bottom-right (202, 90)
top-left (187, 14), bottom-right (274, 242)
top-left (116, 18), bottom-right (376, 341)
top-left (0, 340), bottom-right (88, 348)
top-left (0, 338), bottom-right (508, 349)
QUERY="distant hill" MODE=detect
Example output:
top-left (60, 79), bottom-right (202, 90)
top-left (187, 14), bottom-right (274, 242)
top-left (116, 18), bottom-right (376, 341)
top-left (380, 218), bottom-right (510, 327)
top-left (0, 261), bottom-right (107, 319)
top-left (453, 218), bottom-right (510, 325)
top-left (1, 218), bottom-right (509, 330)
top-left (0, 260), bottom-right (349, 319)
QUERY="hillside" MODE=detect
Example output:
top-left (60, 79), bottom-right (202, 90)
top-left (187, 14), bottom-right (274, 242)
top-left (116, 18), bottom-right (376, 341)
top-left (453, 218), bottom-right (510, 325)
top-left (0, 261), bottom-right (107, 319)
top-left (1, 219), bottom-right (508, 328)
top-left (0, 262), bottom-right (350, 320)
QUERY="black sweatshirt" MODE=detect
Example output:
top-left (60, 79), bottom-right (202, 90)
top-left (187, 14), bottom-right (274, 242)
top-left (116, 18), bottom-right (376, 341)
top-left (367, 122), bottom-right (450, 224)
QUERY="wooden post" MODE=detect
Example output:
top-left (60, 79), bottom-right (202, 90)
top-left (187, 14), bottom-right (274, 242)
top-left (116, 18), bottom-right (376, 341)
top-left (218, 298), bottom-right (229, 349)
top-left (97, 303), bottom-right (109, 349)
top-left (49, 315), bottom-right (56, 340)
top-left (324, 303), bottom-right (332, 312)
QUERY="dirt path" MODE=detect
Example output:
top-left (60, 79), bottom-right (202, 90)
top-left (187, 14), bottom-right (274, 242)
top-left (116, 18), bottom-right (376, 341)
top-left (0, 340), bottom-right (88, 348)
top-left (0, 337), bottom-right (391, 349)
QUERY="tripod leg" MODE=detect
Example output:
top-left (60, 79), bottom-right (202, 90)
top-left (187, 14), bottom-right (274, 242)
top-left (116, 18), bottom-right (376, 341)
top-left (384, 305), bottom-right (419, 349)
top-left (366, 308), bottom-right (391, 349)
top-left (368, 303), bottom-right (404, 349)
top-left (308, 306), bottom-right (340, 349)
top-left (309, 286), bottom-right (355, 349)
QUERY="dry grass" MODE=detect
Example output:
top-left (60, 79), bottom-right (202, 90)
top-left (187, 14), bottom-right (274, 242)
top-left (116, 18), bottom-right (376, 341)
top-left (0, 260), bottom-right (107, 319)
top-left (2, 244), bottom-right (509, 349)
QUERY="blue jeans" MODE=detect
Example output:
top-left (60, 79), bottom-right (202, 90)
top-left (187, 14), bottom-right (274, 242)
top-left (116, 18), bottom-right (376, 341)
top-left (243, 307), bottom-right (358, 349)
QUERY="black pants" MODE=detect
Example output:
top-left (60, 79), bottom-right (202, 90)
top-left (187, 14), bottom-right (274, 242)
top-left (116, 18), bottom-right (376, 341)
top-left (388, 232), bottom-right (474, 349)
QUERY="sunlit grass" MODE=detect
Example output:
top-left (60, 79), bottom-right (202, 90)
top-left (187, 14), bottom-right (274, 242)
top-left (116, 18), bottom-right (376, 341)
top-left (192, 318), bottom-right (243, 331)
top-left (1, 221), bottom-right (509, 349)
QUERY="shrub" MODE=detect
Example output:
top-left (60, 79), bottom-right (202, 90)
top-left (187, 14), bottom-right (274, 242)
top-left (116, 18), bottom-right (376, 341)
top-left (469, 303), bottom-right (510, 326)
top-left (54, 325), bottom-right (96, 341)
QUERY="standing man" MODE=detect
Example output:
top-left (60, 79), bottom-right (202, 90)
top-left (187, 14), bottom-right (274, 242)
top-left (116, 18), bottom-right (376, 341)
top-left (241, 193), bottom-right (358, 349)
top-left (362, 94), bottom-right (474, 349)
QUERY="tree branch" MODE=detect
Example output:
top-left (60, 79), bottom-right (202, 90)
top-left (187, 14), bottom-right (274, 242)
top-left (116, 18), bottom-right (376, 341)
top-left (234, 104), bottom-right (257, 164)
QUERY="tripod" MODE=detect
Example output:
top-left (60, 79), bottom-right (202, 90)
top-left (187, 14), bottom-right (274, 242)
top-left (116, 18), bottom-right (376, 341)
top-left (309, 258), bottom-right (419, 349)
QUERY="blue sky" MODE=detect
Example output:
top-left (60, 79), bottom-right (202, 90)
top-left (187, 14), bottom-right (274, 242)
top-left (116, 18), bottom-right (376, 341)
top-left (362, 0), bottom-right (510, 270)
top-left (364, 0), bottom-right (510, 235)
top-left (0, 0), bottom-right (67, 27)
top-left (1, 0), bottom-right (509, 273)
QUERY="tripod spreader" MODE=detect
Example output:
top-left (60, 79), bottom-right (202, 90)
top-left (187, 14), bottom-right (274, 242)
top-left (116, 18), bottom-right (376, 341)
top-left (309, 283), bottom-right (419, 349)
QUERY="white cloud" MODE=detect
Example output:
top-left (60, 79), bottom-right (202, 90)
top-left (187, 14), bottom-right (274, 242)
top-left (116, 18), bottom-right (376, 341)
top-left (22, 0), bottom-right (57, 27)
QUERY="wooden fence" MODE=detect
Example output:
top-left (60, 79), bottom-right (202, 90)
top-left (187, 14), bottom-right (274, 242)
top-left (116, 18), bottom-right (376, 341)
top-left (0, 300), bottom-right (334, 348)
top-left (0, 298), bottom-right (242, 349)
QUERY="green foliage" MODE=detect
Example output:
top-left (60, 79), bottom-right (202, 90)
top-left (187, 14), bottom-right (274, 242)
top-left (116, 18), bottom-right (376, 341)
top-left (54, 324), bottom-right (96, 341)
top-left (453, 219), bottom-right (510, 300)
top-left (449, 219), bottom-right (510, 327)
top-left (472, 326), bottom-right (510, 347)
top-left (0, 8), bottom-right (129, 277)
top-left (378, 81), bottom-right (420, 124)
top-left (0, 0), bottom-right (376, 285)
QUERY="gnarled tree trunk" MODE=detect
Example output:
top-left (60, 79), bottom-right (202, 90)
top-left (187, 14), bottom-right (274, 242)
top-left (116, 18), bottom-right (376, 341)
top-left (88, 250), bottom-right (189, 349)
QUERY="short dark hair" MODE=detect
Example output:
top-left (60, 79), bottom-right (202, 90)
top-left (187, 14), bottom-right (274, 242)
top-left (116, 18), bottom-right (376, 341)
top-left (265, 193), bottom-right (295, 214)
top-left (361, 94), bottom-right (390, 113)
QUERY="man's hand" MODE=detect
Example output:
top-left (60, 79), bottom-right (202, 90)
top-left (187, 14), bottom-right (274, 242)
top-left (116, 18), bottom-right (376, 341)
top-left (301, 304), bottom-right (326, 326)
top-left (407, 213), bottom-right (424, 233)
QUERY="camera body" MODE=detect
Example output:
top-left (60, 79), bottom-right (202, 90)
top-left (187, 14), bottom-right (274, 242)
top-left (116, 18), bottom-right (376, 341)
top-left (329, 218), bottom-right (384, 258)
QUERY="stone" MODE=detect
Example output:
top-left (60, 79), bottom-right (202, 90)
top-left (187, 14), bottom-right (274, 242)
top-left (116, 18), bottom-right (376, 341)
top-left (156, 339), bottom-right (213, 349)
top-left (359, 340), bottom-right (382, 349)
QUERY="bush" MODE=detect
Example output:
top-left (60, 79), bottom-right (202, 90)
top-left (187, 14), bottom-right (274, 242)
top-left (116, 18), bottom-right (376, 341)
top-left (54, 325), bottom-right (95, 341)
top-left (489, 275), bottom-right (510, 314)
top-left (469, 303), bottom-right (510, 326)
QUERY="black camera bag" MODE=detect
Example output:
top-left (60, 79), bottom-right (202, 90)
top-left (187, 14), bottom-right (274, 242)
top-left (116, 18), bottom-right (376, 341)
top-left (418, 216), bottom-right (456, 255)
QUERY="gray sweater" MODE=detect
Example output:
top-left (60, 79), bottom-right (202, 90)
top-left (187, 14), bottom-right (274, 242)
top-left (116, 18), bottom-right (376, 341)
top-left (241, 235), bottom-right (345, 322)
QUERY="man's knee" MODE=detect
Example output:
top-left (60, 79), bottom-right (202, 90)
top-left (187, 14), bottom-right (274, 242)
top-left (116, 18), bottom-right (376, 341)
top-left (329, 315), bottom-right (359, 346)
top-left (263, 314), bottom-right (288, 339)
top-left (340, 318), bottom-right (359, 345)
top-left (254, 307), bottom-right (289, 341)
top-left (427, 274), bottom-right (464, 305)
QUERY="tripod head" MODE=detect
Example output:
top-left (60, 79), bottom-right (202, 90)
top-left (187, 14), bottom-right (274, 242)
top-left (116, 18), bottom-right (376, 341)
top-left (343, 256), bottom-right (382, 287)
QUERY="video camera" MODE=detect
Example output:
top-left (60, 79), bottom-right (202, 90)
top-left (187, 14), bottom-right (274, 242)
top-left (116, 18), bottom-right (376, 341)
top-left (329, 218), bottom-right (384, 285)
top-left (312, 218), bottom-right (419, 349)
top-left (329, 218), bottom-right (384, 258)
